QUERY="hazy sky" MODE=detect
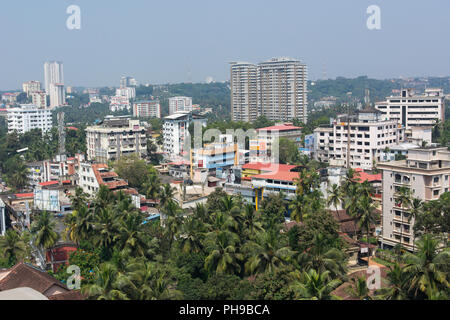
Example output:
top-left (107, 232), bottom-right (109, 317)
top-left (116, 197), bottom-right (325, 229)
top-left (1, 0), bottom-right (449, 90)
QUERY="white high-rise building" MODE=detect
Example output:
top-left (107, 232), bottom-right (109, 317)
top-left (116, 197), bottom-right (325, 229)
top-left (258, 57), bottom-right (308, 123)
top-left (22, 81), bottom-right (41, 97)
top-left (375, 88), bottom-right (445, 128)
top-left (230, 62), bottom-right (258, 122)
top-left (6, 104), bottom-right (52, 134)
top-left (116, 87), bottom-right (136, 100)
top-left (230, 57), bottom-right (308, 123)
top-left (44, 61), bottom-right (64, 95)
top-left (49, 83), bottom-right (66, 109)
top-left (133, 100), bottom-right (161, 118)
top-left (313, 109), bottom-right (405, 170)
top-left (169, 96), bottom-right (193, 115)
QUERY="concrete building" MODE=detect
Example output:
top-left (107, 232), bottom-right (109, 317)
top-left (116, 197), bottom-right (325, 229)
top-left (6, 104), bottom-right (52, 134)
top-left (22, 81), bottom-right (41, 97)
top-left (230, 62), bottom-right (258, 122)
top-left (120, 76), bottom-right (137, 88)
top-left (191, 134), bottom-right (239, 172)
top-left (169, 96), bottom-right (193, 115)
top-left (49, 83), bottom-right (66, 109)
top-left (109, 95), bottom-right (130, 112)
top-left (162, 112), bottom-right (191, 157)
top-left (31, 91), bottom-right (47, 109)
top-left (44, 61), bottom-right (64, 95)
top-left (133, 100), bottom-right (161, 118)
top-left (313, 109), bottom-right (405, 170)
top-left (378, 147), bottom-right (450, 251)
top-left (77, 162), bottom-right (138, 197)
top-left (1, 92), bottom-right (20, 104)
top-left (86, 116), bottom-right (147, 162)
top-left (116, 87), bottom-right (136, 100)
top-left (258, 57), bottom-right (308, 123)
top-left (250, 123), bottom-right (302, 163)
top-left (375, 88), bottom-right (445, 128)
top-left (230, 58), bottom-right (308, 123)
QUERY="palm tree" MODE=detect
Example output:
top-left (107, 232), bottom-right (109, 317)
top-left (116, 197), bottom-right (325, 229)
top-left (93, 207), bottom-right (120, 256)
top-left (64, 204), bottom-right (94, 245)
top-left (0, 229), bottom-right (27, 266)
top-left (241, 204), bottom-right (264, 239)
top-left (375, 263), bottom-right (409, 300)
top-left (142, 172), bottom-right (161, 200)
top-left (402, 234), bottom-right (450, 299)
top-left (30, 211), bottom-right (59, 268)
top-left (290, 269), bottom-right (342, 300)
top-left (116, 212), bottom-right (148, 257)
top-left (161, 200), bottom-right (184, 251)
top-left (327, 183), bottom-right (341, 221)
top-left (244, 231), bottom-right (293, 275)
top-left (204, 231), bottom-right (243, 275)
top-left (289, 194), bottom-right (307, 223)
top-left (296, 233), bottom-right (348, 279)
top-left (345, 276), bottom-right (372, 300)
top-left (69, 187), bottom-right (89, 212)
top-left (178, 216), bottom-right (205, 254)
top-left (120, 261), bottom-right (182, 300)
top-left (8, 160), bottom-right (29, 191)
top-left (159, 183), bottom-right (174, 209)
top-left (408, 198), bottom-right (423, 252)
top-left (82, 262), bottom-right (128, 300)
top-left (354, 195), bottom-right (378, 246)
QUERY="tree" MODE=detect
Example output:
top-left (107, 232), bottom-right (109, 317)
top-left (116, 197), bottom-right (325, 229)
top-left (327, 183), bottom-right (341, 220)
top-left (290, 269), bottom-right (342, 300)
top-left (113, 154), bottom-right (156, 191)
top-left (31, 211), bottom-right (59, 266)
top-left (244, 231), bottom-right (293, 275)
top-left (297, 233), bottom-right (347, 279)
top-left (204, 231), bottom-right (243, 276)
top-left (0, 229), bottom-right (27, 267)
top-left (375, 263), bottom-right (409, 300)
top-left (64, 204), bottom-right (94, 245)
top-left (346, 276), bottom-right (372, 300)
top-left (402, 234), bottom-right (450, 299)
top-left (82, 262), bottom-right (128, 300)
top-left (354, 195), bottom-right (378, 243)
top-left (277, 137), bottom-right (300, 164)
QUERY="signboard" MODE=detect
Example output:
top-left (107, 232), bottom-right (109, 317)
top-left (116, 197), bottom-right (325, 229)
top-left (34, 189), bottom-right (60, 212)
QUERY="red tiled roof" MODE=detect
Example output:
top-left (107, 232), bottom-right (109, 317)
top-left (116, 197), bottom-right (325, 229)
top-left (242, 162), bottom-right (296, 172)
top-left (252, 171), bottom-right (299, 182)
top-left (38, 180), bottom-right (71, 186)
top-left (257, 124), bottom-right (302, 131)
top-left (48, 290), bottom-right (85, 300)
top-left (0, 263), bottom-right (68, 296)
top-left (167, 160), bottom-right (190, 166)
top-left (66, 126), bottom-right (78, 131)
top-left (14, 193), bottom-right (34, 198)
top-left (354, 169), bottom-right (382, 183)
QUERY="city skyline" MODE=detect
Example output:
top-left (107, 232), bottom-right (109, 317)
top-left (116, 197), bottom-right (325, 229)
top-left (1, 0), bottom-right (450, 90)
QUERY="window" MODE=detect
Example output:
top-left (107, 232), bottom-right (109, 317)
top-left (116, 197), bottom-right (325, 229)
top-left (433, 190), bottom-right (440, 196)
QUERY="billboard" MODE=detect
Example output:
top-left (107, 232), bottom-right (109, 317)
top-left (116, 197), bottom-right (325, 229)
top-left (34, 189), bottom-right (60, 212)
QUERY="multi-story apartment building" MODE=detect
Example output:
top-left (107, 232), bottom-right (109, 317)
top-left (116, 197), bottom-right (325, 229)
top-left (162, 112), bottom-right (207, 158)
top-left (22, 81), bottom-right (41, 97)
top-left (49, 83), bottom-right (66, 109)
top-left (31, 91), bottom-right (47, 109)
top-left (191, 134), bottom-right (239, 171)
top-left (375, 88), bottom-right (445, 128)
top-left (378, 147), bottom-right (450, 251)
top-left (116, 87), bottom-right (136, 100)
top-left (44, 61), bottom-right (64, 95)
top-left (258, 57), bottom-right (308, 123)
top-left (313, 109), bottom-right (405, 170)
top-left (169, 96), bottom-right (193, 115)
top-left (230, 62), bottom-right (259, 122)
top-left (86, 116), bottom-right (147, 162)
top-left (109, 96), bottom-right (130, 112)
top-left (6, 104), bottom-right (52, 134)
top-left (77, 162), bottom-right (138, 197)
top-left (133, 100), bottom-right (161, 118)
top-left (250, 123), bottom-right (302, 163)
top-left (120, 76), bottom-right (137, 88)
top-left (230, 58), bottom-right (308, 123)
